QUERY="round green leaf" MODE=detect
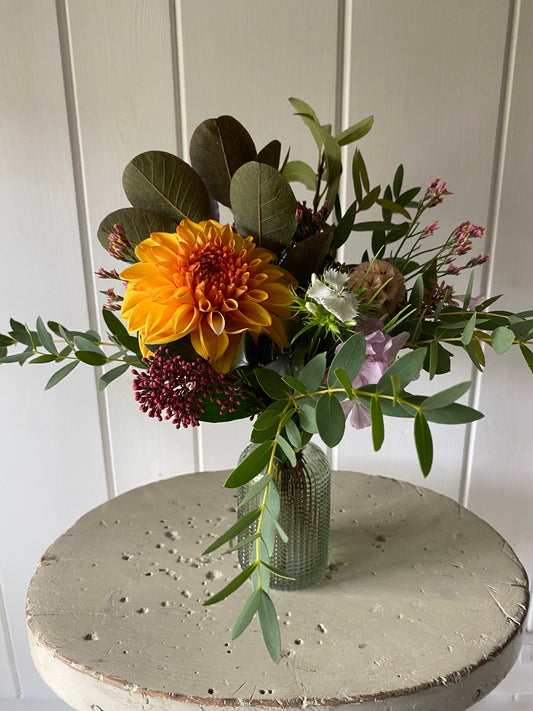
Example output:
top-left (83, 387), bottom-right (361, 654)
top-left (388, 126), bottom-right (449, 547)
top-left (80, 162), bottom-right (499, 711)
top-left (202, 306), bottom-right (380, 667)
top-left (230, 162), bottom-right (297, 253)
top-left (190, 116), bottom-right (256, 207)
top-left (122, 151), bottom-right (212, 224)
top-left (97, 207), bottom-right (178, 253)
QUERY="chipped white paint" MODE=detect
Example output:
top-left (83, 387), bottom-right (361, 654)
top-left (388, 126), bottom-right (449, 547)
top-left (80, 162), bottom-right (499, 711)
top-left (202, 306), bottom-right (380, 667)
top-left (27, 471), bottom-right (528, 711)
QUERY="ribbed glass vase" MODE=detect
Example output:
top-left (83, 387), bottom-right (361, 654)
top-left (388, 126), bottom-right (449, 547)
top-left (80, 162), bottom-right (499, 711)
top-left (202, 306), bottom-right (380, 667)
top-left (236, 442), bottom-right (331, 590)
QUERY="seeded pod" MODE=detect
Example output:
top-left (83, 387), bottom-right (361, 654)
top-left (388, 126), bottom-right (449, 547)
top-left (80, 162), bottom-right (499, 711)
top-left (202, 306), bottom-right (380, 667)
top-left (348, 259), bottom-right (406, 318)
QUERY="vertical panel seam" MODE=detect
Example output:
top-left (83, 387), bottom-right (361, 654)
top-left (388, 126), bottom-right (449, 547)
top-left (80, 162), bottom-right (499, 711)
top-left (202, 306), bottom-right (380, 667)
top-left (169, 0), bottom-right (185, 158)
top-left (55, 0), bottom-right (117, 499)
top-left (170, 0), bottom-right (188, 159)
top-left (0, 573), bottom-right (22, 698)
top-left (331, 0), bottom-right (353, 471)
top-left (458, 0), bottom-right (521, 507)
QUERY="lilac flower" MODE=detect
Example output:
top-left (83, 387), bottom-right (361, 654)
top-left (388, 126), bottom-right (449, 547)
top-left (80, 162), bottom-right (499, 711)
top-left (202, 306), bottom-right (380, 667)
top-left (340, 326), bottom-right (410, 429)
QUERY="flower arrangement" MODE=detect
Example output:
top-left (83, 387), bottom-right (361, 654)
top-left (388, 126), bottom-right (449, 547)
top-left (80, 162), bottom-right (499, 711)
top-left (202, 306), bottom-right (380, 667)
top-left (2, 99), bottom-right (533, 663)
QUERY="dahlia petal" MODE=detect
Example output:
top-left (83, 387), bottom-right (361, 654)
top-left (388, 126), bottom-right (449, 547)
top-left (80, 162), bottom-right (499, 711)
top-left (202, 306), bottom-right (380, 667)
top-left (170, 304), bottom-right (200, 338)
top-left (260, 315), bottom-right (288, 348)
top-left (210, 334), bottom-right (242, 374)
top-left (228, 300), bottom-right (272, 328)
top-left (247, 289), bottom-right (269, 303)
top-left (208, 311), bottom-right (226, 336)
top-left (190, 320), bottom-right (229, 365)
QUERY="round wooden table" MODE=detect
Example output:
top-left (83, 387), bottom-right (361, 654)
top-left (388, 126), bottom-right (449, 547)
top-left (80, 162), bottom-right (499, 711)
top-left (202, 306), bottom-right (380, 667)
top-left (26, 470), bottom-right (529, 711)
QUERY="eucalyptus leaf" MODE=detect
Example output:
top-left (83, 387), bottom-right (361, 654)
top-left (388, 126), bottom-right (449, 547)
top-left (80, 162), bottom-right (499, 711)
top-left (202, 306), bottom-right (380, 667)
top-left (231, 589), bottom-right (262, 640)
top-left (333, 367), bottom-right (354, 399)
top-left (336, 115), bottom-right (374, 146)
top-left (224, 442), bottom-right (274, 488)
top-left (97, 206), bottom-right (178, 253)
top-left (99, 363), bottom-right (130, 390)
top-left (370, 397), bottom-right (384, 451)
top-left (122, 151), bottom-right (212, 223)
top-left (520, 343), bottom-right (533, 374)
top-left (74, 351), bottom-right (107, 366)
top-left (414, 410), bottom-right (433, 477)
top-left (36, 317), bottom-right (57, 355)
top-left (288, 98), bottom-right (323, 151)
top-left (74, 336), bottom-right (104, 356)
top-left (29, 354), bottom-right (57, 364)
top-left (231, 162), bottom-right (297, 253)
top-left (460, 313), bottom-right (476, 346)
top-left (279, 229), bottom-right (332, 286)
top-left (422, 381), bottom-right (471, 410)
top-left (393, 164), bottom-right (404, 198)
top-left (0, 334), bottom-right (16, 347)
top-left (331, 200), bottom-right (358, 250)
top-left (255, 367), bottom-right (292, 400)
top-left (297, 397), bottom-right (318, 433)
top-left (256, 140), bottom-right (282, 169)
top-left (327, 333), bottom-right (366, 388)
top-left (257, 590), bottom-right (281, 664)
top-left (202, 563), bottom-right (257, 606)
top-left (282, 160), bottom-right (316, 190)
top-left (202, 508), bottom-right (262, 555)
top-left (284, 417), bottom-right (302, 449)
top-left (189, 115), bottom-right (256, 206)
top-left (44, 360), bottom-right (79, 390)
top-left (316, 393), bottom-right (345, 447)
top-left (491, 326), bottom-right (515, 354)
top-left (281, 375), bottom-right (309, 395)
top-left (296, 351), bottom-right (327, 392)
top-left (378, 348), bottom-right (427, 393)
top-left (237, 474), bottom-right (273, 510)
top-left (275, 434), bottom-right (296, 466)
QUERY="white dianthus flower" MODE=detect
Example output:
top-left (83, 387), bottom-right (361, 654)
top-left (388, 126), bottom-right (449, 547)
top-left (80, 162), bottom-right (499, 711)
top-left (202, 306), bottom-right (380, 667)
top-left (306, 270), bottom-right (359, 323)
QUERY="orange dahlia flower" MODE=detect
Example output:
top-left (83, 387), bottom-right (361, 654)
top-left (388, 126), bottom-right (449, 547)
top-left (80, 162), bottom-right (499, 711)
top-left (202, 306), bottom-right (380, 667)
top-left (120, 220), bottom-right (296, 373)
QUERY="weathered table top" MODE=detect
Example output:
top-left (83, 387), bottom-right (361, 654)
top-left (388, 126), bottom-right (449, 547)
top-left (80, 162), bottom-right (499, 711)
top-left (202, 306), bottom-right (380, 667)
top-left (27, 470), bottom-right (529, 711)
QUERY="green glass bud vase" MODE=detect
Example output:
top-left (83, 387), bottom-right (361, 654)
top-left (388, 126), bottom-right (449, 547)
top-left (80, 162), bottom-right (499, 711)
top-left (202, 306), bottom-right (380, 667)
top-left (237, 442), bottom-right (331, 590)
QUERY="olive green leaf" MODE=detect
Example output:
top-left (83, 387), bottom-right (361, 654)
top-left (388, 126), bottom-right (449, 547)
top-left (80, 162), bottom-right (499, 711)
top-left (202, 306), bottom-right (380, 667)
top-left (44, 361), bottom-right (79, 390)
top-left (202, 563), bottom-right (257, 606)
top-left (316, 393), bottom-right (345, 447)
top-left (336, 115), bottom-right (374, 146)
top-left (414, 410), bottom-right (433, 477)
top-left (122, 151), bottom-right (212, 224)
top-left (224, 442), bottom-right (274, 488)
top-left (256, 140), bottom-right (281, 169)
top-left (230, 161), bottom-right (297, 253)
top-left (232, 589), bottom-right (262, 640)
top-left (189, 116), bottom-right (256, 206)
top-left (491, 326), bottom-right (515, 354)
top-left (279, 229), bottom-right (332, 286)
top-left (257, 590), bottom-right (281, 664)
top-left (97, 207), bottom-right (178, 253)
top-left (282, 160), bottom-right (316, 190)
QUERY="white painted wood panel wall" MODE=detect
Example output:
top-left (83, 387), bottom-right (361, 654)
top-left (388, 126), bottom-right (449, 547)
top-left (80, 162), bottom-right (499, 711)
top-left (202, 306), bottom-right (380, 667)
top-left (0, 1), bottom-right (531, 708)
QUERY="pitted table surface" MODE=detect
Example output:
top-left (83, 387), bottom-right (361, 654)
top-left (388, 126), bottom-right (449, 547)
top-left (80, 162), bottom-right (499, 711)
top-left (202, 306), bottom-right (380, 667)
top-left (27, 470), bottom-right (529, 711)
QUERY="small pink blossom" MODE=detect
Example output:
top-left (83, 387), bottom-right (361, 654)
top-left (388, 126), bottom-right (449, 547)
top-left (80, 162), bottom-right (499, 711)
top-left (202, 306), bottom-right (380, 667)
top-left (421, 221), bottom-right (439, 238)
top-left (95, 267), bottom-right (120, 280)
top-left (425, 178), bottom-right (452, 207)
top-left (340, 327), bottom-right (409, 430)
top-left (466, 253), bottom-right (490, 267)
top-left (101, 287), bottom-right (123, 311)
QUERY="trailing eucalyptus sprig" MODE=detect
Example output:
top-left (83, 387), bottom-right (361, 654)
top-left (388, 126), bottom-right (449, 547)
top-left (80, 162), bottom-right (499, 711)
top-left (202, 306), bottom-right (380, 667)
top-left (201, 333), bottom-right (484, 663)
top-left (0, 310), bottom-right (145, 391)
